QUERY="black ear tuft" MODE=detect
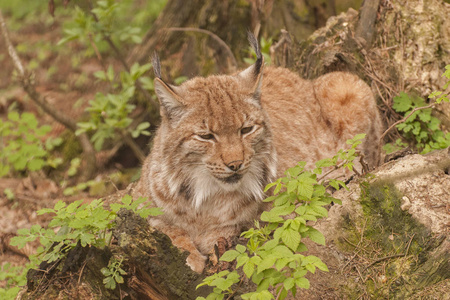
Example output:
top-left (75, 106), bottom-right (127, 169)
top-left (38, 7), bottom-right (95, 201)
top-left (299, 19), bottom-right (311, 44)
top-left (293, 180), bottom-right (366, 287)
top-left (152, 52), bottom-right (162, 79)
top-left (247, 31), bottom-right (262, 76)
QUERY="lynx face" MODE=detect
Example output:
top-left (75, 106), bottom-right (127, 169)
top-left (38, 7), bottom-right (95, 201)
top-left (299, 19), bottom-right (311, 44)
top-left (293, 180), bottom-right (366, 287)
top-left (153, 70), bottom-right (277, 209)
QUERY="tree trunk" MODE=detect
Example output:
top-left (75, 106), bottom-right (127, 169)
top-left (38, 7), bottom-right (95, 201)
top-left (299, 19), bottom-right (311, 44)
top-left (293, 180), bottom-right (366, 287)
top-left (127, 0), bottom-right (253, 78)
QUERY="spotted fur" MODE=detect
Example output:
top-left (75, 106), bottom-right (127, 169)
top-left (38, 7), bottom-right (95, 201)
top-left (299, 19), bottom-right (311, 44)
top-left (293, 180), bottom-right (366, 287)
top-left (135, 38), bottom-right (382, 273)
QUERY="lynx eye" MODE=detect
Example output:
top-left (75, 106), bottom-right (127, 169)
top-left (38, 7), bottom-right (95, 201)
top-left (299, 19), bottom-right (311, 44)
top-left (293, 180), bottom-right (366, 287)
top-left (197, 133), bottom-right (215, 140)
top-left (241, 126), bottom-right (254, 135)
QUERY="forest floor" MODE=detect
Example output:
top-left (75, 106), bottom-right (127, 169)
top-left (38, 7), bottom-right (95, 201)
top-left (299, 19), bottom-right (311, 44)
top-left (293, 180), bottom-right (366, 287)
top-left (1, 1), bottom-right (449, 299)
top-left (0, 7), bottom-right (140, 292)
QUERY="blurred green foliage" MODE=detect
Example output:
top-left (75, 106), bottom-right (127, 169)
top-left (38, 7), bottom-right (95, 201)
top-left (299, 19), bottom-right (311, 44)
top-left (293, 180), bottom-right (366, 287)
top-left (0, 112), bottom-right (63, 177)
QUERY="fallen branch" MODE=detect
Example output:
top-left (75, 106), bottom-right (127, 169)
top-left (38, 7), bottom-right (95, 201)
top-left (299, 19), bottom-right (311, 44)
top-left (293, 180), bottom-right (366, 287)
top-left (0, 9), bottom-right (96, 181)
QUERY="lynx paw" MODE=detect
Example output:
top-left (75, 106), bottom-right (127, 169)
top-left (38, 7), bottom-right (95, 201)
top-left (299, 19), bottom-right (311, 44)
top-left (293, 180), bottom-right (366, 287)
top-left (186, 252), bottom-right (207, 273)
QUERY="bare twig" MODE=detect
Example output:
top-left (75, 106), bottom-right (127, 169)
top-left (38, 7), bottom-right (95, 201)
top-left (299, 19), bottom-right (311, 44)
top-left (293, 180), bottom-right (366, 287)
top-left (165, 27), bottom-right (238, 72)
top-left (0, 9), bottom-right (96, 181)
top-left (342, 237), bottom-right (370, 254)
top-left (373, 81), bottom-right (397, 116)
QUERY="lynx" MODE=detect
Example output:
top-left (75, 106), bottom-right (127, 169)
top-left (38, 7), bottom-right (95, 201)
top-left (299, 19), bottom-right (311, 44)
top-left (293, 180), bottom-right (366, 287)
top-left (134, 33), bottom-right (382, 272)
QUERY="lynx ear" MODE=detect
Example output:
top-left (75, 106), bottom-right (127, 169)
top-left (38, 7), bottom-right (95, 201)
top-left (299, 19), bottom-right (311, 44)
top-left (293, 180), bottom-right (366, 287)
top-left (237, 31), bottom-right (265, 102)
top-left (152, 53), bottom-right (185, 121)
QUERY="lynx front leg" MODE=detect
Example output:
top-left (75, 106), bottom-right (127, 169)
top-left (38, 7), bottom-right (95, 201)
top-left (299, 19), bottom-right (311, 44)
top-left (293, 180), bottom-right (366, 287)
top-left (152, 222), bottom-right (207, 273)
top-left (170, 231), bottom-right (207, 273)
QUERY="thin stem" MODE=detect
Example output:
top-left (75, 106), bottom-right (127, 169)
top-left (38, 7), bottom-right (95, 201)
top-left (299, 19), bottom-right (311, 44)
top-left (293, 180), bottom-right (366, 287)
top-left (317, 161), bottom-right (346, 182)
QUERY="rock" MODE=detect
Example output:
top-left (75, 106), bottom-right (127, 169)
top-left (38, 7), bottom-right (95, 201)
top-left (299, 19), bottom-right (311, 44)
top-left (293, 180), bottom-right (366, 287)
top-left (299, 148), bottom-right (449, 299)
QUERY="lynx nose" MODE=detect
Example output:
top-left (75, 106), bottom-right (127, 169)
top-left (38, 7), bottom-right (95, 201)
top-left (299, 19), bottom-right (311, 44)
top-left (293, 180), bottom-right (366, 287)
top-left (226, 160), bottom-right (243, 172)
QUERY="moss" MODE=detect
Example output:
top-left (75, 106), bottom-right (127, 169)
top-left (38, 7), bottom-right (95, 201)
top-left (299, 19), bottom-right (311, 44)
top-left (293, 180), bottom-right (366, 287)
top-left (360, 182), bottom-right (430, 256)
top-left (338, 182), bottom-right (449, 299)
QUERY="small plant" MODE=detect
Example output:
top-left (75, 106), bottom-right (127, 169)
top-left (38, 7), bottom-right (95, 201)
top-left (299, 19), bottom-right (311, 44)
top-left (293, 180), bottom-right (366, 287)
top-left (197, 135), bottom-right (365, 300)
top-left (58, 1), bottom-right (155, 152)
top-left (0, 263), bottom-right (28, 300)
top-left (0, 111), bottom-right (62, 177)
top-left (385, 65), bottom-right (450, 154)
top-left (101, 256), bottom-right (127, 290)
top-left (428, 64), bottom-right (450, 104)
top-left (58, 0), bottom-right (145, 53)
top-left (10, 195), bottom-right (162, 267)
top-left (385, 92), bottom-right (450, 154)
top-left (75, 63), bottom-right (152, 150)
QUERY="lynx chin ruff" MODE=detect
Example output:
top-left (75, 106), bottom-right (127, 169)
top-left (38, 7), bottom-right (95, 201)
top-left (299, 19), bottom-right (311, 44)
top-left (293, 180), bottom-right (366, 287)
top-left (135, 33), bottom-right (382, 272)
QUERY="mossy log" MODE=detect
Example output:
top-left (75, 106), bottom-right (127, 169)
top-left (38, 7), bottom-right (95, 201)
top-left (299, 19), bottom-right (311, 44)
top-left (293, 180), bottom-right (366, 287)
top-left (18, 199), bottom-right (212, 300)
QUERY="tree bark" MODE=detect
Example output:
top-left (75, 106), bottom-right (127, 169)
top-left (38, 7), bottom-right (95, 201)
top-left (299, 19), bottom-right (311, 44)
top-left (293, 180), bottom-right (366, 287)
top-left (128, 0), bottom-right (253, 78)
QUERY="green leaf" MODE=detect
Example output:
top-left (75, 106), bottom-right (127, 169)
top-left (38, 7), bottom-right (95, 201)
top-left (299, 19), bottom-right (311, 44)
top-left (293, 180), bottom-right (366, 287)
top-left (284, 277), bottom-right (295, 290)
top-left (281, 228), bottom-right (301, 251)
top-left (295, 277), bottom-right (310, 289)
top-left (220, 250), bottom-right (239, 262)
top-left (94, 70), bottom-right (106, 81)
top-left (121, 195), bottom-right (132, 206)
top-left (261, 239), bottom-right (279, 251)
top-left (243, 261), bottom-right (255, 278)
top-left (315, 158), bottom-right (334, 168)
top-left (418, 109), bottom-right (432, 122)
top-left (260, 211), bottom-right (283, 223)
top-left (272, 245), bottom-right (294, 258)
top-left (236, 244), bottom-right (247, 253)
top-left (252, 270), bottom-right (264, 285)
top-left (305, 263), bottom-right (316, 274)
top-left (297, 174), bottom-right (316, 199)
top-left (236, 253), bottom-right (249, 268)
top-left (138, 207), bottom-right (163, 218)
top-left (103, 276), bottom-right (116, 289)
top-left (307, 228), bottom-right (326, 245)
top-left (257, 256), bottom-right (277, 274)
top-left (213, 278), bottom-right (232, 291)
top-left (275, 257), bottom-right (290, 270)
top-left (286, 180), bottom-right (297, 194)
top-left (314, 260), bottom-right (329, 272)
top-left (310, 205), bottom-right (328, 218)
top-left (392, 92), bottom-right (412, 112)
top-left (54, 200), bottom-right (66, 211)
top-left (7, 111), bottom-right (20, 122)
